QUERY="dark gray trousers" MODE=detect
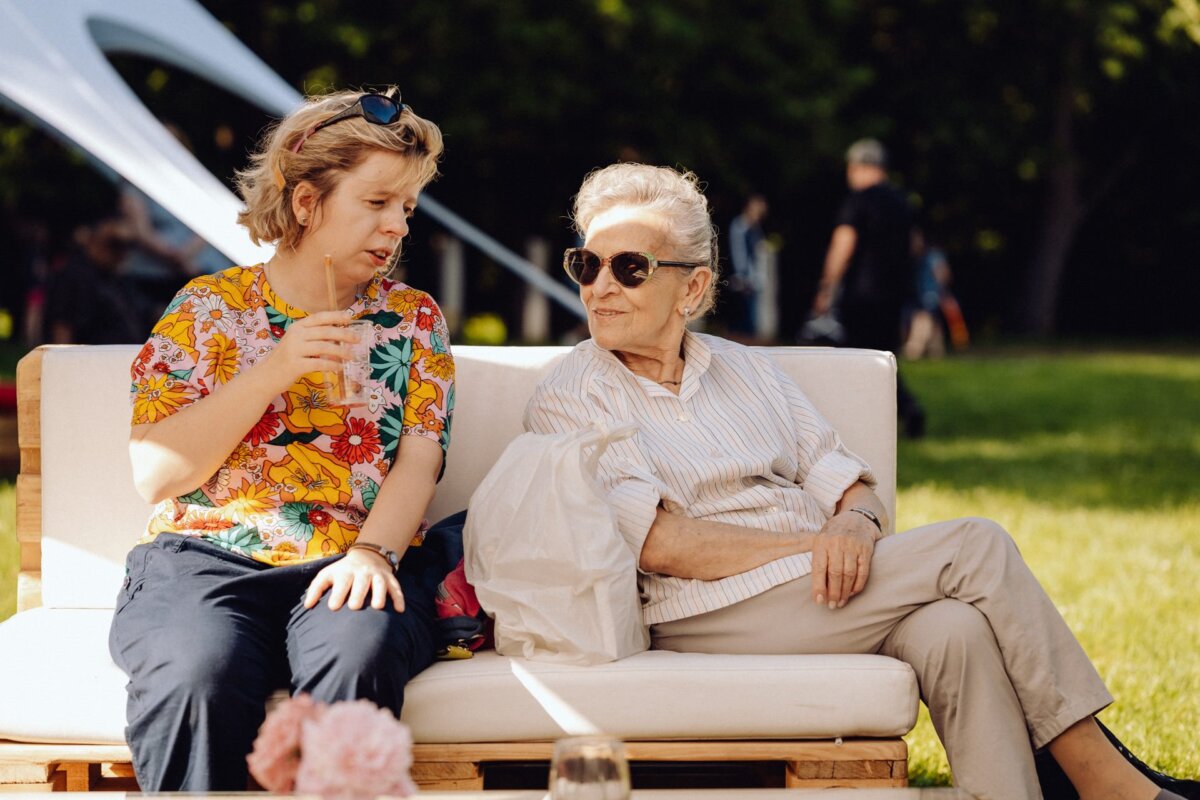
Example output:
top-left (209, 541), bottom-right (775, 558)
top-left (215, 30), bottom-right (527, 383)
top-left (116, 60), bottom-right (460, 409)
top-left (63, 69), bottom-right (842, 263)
top-left (108, 531), bottom-right (444, 792)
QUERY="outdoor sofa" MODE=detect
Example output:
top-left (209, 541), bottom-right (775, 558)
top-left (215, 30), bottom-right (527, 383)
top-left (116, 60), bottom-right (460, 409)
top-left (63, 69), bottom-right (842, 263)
top-left (0, 343), bottom-right (918, 791)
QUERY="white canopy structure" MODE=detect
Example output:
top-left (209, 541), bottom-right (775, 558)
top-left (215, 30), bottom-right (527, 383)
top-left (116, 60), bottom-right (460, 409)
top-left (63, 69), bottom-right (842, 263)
top-left (0, 0), bottom-right (583, 315)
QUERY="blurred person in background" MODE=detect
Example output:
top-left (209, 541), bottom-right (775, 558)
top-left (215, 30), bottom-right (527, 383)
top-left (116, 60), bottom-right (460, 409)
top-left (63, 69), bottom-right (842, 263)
top-left (726, 193), bottom-right (768, 342)
top-left (117, 124), bottom-right (232, 317)
top-left (903, 228), bottom-right (952, 360)
top-left (814, 138), bottom-right (925, 438)
top-left (42, 213), bottom-right (150, 344)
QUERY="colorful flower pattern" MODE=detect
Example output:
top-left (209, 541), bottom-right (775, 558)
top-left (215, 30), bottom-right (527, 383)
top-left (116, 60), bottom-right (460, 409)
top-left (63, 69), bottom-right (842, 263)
top-left (131, 265), bottom-right (454, 566)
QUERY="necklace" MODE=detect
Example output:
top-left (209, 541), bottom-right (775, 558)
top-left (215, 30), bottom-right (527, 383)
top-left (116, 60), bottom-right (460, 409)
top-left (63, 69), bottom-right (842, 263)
top-left (658, 379), bottom-right (682, 386)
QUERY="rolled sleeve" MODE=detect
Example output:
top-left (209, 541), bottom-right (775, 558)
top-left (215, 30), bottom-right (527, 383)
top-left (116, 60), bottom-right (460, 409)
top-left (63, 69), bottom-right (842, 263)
top-left (803, 446), bottom-right (875, 518)
top-left (605, 473), bottom-right (661, 569)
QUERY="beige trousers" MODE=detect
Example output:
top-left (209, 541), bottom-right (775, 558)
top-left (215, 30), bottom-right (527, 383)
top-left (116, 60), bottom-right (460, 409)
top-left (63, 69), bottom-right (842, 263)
top-left (651, 517), bottom-right (1113, 800)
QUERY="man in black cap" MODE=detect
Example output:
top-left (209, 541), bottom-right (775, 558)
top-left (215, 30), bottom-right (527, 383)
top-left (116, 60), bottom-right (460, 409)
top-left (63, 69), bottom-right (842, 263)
top-left (813, 138), bottom-right (926, 437)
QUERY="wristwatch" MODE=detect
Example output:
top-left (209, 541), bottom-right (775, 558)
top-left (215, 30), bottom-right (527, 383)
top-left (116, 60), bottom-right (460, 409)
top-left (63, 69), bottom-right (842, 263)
top-left (848, 506), bottom-right (883, 533)
top-left (348, 541), bottom-right (402, 573)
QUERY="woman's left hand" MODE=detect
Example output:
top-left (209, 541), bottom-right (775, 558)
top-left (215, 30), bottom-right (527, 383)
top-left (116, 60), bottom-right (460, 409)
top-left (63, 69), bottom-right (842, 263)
top-left (811, 512), bottom-right (877, 610)
top-left (303, 549), bottom-right (405, 612)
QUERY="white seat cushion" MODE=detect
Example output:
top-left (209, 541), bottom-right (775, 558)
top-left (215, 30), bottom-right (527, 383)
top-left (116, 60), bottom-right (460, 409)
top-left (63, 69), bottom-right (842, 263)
top-left (402, 650), bottom-right (918, 743)
top-left (0, 608), bottom-right (916, 745)
top-left (0, 608), bottom-right (127, 744)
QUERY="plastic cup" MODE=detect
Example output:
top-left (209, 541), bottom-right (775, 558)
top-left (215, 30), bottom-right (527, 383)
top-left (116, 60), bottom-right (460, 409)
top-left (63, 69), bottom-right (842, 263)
top-left (330, 319), bottom-right (373, 407)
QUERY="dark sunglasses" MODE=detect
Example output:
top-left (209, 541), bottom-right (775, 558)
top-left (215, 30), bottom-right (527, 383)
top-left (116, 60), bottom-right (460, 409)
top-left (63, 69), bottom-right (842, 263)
top-left (563, 247), bottom-right (706, 288)
top-left (290, 90), bottom-right (409, 153)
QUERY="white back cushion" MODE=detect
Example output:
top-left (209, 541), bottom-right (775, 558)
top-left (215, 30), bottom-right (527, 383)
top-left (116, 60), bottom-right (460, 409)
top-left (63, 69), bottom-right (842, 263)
top-left (38, 344), bottom-right (895, 609)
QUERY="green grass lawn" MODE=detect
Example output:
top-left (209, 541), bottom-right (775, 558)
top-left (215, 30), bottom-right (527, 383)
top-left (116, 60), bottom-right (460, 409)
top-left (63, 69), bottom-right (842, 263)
top-left (0, 349), bottom-right (1197, 781)
top-left (898, 351), bottom-right (1200, 783)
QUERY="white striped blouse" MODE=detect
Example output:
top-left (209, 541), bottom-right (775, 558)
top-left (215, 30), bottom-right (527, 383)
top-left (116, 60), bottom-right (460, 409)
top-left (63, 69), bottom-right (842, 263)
top-left (523, 331), bottom-right (875, 625)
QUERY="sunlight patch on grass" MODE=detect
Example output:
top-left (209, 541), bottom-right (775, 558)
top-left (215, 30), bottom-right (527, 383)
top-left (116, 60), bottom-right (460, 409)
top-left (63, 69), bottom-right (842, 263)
top-left (897, 486), bottom-right (1200, 782)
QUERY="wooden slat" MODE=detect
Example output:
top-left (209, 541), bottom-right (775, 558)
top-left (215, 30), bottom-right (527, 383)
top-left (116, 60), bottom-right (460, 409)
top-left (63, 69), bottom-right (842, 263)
top-left (786, 760), bottom-right (905, 787)
top-left (15, 572), bottom-right (41, 614)
top-left (62, 763), bottom-right (95, 792)
top-left (17, 536), bottom-right (39, 572)
top-left (0, 772), bottom-right (63, 792)
top-left (832, 759), bottom-right (897, 779)
top-left (411, 758), bottom-right (484, 791)
top-left (410, 761), bottom-right (482, 781)
top-left (15, 349), bottom-right (45, 613)
top-left (1, 739), bottom-right (905, 792)
top-left (0, 760), bottom-right (52, 783)
top-left (2, 739), bottom-right (901, 768)
top-left (412, 738), bottom-right (904, 763)
top-left (15, 347), bottom-right (43, 484)
top-left (788, 760), bottom-right (833, 780)
top-left (0, 742), bottom-right (132, 764)
top-left (101, 762), bottom-right (136, 779)
top-left (15, 475), bottom-right (40, 552)
top-left (415, 777), bottom-right (485, 791)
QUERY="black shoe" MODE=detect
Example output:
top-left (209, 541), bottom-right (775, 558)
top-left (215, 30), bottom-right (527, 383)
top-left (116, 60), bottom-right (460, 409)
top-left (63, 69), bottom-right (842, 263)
top-left (1097, 719), bottom-right (1200, 799)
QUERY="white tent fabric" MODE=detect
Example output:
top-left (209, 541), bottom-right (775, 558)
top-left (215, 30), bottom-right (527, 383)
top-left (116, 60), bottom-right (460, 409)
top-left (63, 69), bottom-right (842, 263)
top-left (0, 0), bottom-right (585, 315)
top-left (0, 0), bottom-right (291, 265)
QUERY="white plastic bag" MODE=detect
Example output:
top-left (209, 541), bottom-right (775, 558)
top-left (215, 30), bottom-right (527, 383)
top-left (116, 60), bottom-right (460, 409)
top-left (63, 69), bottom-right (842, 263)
top-left (464, 422), bottom-right (650, 665)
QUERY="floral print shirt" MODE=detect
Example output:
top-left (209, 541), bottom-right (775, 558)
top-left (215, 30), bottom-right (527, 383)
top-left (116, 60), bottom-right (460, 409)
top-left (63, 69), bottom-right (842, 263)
top-left (130, 264), bottom-right (455, 566)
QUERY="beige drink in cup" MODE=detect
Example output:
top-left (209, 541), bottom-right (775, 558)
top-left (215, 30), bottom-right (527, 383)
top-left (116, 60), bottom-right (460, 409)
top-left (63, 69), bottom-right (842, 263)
top-left (330, 319), bottom-right (373, 407)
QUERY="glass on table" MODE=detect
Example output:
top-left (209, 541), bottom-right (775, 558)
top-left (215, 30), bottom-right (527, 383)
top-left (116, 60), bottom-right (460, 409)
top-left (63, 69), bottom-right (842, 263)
top-left (549, 735), bottom-right (632, 800)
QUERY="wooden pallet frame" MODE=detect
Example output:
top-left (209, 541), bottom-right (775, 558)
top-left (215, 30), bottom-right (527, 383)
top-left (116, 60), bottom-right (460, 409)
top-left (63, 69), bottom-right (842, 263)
top-left (0, 739), bottom-right (906, 791)
top-left (3, 347), bottom-right (908, 791)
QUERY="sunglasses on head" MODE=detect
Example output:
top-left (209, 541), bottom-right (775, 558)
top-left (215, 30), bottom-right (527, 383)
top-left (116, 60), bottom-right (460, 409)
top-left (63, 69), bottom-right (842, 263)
top-left (563, 247), bottom-right (706, 288)
top-left (290, 89), bottom-right (408, 153)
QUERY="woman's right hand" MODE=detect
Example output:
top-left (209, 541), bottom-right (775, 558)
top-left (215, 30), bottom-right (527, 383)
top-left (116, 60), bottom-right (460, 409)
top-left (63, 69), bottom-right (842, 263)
top-left (259, 310), bottom-right (358, 394)
top-left (811, 511), bottom-right (877, 609)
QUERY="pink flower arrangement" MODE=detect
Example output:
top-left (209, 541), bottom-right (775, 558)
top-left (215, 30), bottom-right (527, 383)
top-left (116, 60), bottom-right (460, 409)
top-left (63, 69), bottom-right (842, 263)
top-left (247, 694), bottom-right (417, 799)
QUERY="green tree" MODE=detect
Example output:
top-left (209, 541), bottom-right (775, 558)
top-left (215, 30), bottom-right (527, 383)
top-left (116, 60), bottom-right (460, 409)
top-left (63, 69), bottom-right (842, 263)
top-left (834, 0), bottom-right (1200, 335)
top-left (3, 0), bottom-right (1198, 340)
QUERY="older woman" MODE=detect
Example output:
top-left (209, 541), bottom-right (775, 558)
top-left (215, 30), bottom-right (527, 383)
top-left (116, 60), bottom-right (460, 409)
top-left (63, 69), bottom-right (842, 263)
top-left (524, 163), bottom-right (1195, 800)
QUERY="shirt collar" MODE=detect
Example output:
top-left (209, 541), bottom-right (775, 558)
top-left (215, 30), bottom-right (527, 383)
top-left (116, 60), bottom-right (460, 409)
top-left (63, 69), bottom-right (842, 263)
top-left (585, 329), bottom-right (713, 399)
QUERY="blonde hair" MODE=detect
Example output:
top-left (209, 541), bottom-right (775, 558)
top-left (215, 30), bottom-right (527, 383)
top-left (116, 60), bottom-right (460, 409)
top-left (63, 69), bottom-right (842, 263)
top-left (236, 88), bottom-right (443, 250)
top-left (571, 163), bottom-right (720, 317)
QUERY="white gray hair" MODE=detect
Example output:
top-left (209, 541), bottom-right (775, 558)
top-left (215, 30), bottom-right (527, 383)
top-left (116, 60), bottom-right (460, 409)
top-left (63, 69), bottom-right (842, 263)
top-left (571, 163), bottom-right (720, 317)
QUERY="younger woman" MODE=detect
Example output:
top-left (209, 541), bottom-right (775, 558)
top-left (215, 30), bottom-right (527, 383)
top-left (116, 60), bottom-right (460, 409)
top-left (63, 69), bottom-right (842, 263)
top-left (111, 88), bottom-right (453, 791)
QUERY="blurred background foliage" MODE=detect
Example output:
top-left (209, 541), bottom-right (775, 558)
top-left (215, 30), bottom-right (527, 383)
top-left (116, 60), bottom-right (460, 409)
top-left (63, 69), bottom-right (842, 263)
top-left (1, 0), bottom-right (1199, 343)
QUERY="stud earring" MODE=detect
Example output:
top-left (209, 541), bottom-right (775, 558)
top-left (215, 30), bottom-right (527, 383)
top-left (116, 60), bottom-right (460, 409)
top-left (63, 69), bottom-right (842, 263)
top-left (298, 216), bottom-right (309, 226)
top-left (683, 307), bottom-right (691, 318)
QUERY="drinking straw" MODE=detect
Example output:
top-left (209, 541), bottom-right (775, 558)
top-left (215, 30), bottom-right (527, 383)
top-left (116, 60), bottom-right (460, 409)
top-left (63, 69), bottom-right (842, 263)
top-left (323, 254), bottom-right (338, 312)
top-left (323, 254), bottom-right (342, 401)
